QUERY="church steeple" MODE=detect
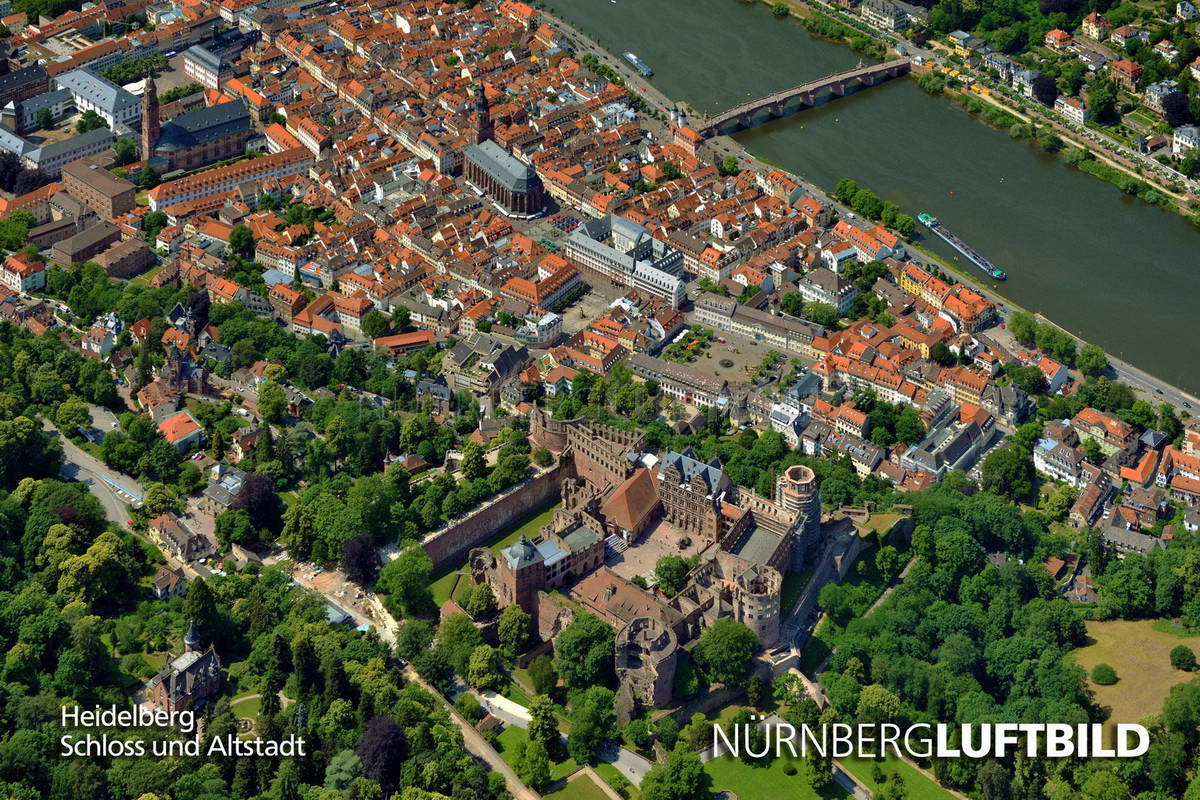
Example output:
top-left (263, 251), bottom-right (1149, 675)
top-left (472, 84), bottom-right (491, 144)
top-left (141, 73), bottom-right (159, 161)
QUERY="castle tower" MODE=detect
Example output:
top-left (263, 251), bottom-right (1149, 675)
top-left (142, 75), bottom-right (160, 160)
top-left (183, 621), bottom-right (202, 653)
top-left (777, 465), bottom-right (820, 571)
top-left (734, 564), bottom-right (782, 647)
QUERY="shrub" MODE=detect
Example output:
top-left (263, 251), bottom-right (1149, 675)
top-left (655, 715), bottom-right (680, 749)
top-left (1091, 663), bottom-right (1118, 685)
top-left (1170, 644), bottom-right (1196, 671)
top-left (454, 691), bottom-right (484, 722)
top-left (782, 761), bottom-right (797, 776)
top-left (120, 653), bottom-right (154, 680)
top-left (609, 774), bottom-right (633, 798)
top-left (672, 659), bottom-right (701, 701)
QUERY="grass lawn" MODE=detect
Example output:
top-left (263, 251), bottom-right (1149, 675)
top-left (839, 754), bottom-right (954, 800)
top-left (512, 666), bottom-right (535, 692)
top-left (1151, 618), bottom-right (1200, 638)
top-left (128, 263), bottom-right (165, 287)
top-left (704, 704), bottom-right (756, 726)
top-left (592, 762), bottom-right (636, 799)
top-left (78, 441), bottom-right (104, 459)
top-left (703, 754), bottom-right (850, 800)
top-left (431, 564), bottom-right (481, 607)
top-left (1072, 619), bottom-right (1200, 742)
top-left (494, 725), bottom-right (580, 782)
top-left (545, 773), bottom-right (611, 800)
top-left (490, 505), bottom-right (559, 552)
top-left (430, 571), bottom-right (463, 607)
top-left (231, 695), bottom-right (263, 722)
top-left (860, 513), bottom-right (906, 538)
top-left (1125, 109), bottom-right (1159, 128)
top-left (502, 679), bottom-right (535, 709)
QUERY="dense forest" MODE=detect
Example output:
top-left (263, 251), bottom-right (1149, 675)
top-left (805, 477), bottom-right (1200, 799)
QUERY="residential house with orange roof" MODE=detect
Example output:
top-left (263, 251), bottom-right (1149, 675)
top-left (162, 327), bottom-right (193, 353)
top-left (1036, 355), bottom-right (1069, 393)
top-left (268, 283), bottom-right (307, 322)
top-left (207, 277), bottom-right (242, 305)
top-left (1045, 29), bottom-right (1072, 48)
top-left (1072, 407), bottom-right (1136, 455)
top-left (158, 410), bottom-right (204, 452)
top-left (0, 252), bottom-right (45, 293)
top-left (373, 330), bottom-right (437, 357)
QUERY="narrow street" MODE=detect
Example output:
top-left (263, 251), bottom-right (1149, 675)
top-left (43, 418), bottom-right (144, 523)
top-left (407, 669), bottom-right (542, 800)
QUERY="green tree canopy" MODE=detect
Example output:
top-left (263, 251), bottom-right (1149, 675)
top-left (554, 614), bottom-right (615, 689)
top-left (693, 619), bottom-right (757, 686)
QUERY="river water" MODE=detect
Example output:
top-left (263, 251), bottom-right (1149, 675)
top-left (552, 0), bottom-right (1200, 393)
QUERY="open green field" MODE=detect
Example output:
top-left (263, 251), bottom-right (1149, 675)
top-left (703, 754), bottom-right (850, 800)
top-left (429, 503), bottom-right (559, 606)
top-left (1073, 619), bottom-right (1200, 735)
top-left (231, 695), bottom-right (263, 721)
top-left (545, 772), bottom-right (610, 800)
top-left (839, 754), bottom-right (954, 800)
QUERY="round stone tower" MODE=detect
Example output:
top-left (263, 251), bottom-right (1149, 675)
top-left (735, 565), bottom-right (782, 647)
top-left (777, 465), bottom-right (820, 571)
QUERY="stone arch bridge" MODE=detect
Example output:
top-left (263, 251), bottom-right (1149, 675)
top-left (695, 57), bottom-right (911, 137)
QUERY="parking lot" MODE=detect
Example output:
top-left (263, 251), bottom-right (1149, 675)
top-left (156, 52), bottom-right (202, 94)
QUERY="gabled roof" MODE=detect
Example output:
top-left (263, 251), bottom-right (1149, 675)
top-left (601, 468), bottom-right (659, 531)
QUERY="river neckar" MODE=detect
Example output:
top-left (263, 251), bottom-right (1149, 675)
top-left (553, 0), bottom-right (1200, 395)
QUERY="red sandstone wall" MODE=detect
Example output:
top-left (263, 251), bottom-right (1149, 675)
top-left (421, 461), bottom-right (575, 569)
